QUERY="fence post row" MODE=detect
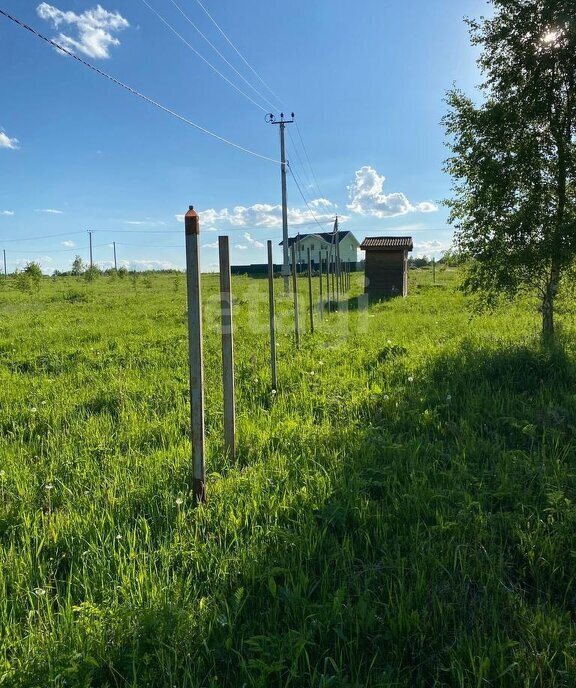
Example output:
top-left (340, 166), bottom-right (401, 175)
top-left (184, 206), bottom-right (206, 503)
top-left (219, 236), bottom-right (236, 462)
top-left (267, 240), bottom-right (278, 391)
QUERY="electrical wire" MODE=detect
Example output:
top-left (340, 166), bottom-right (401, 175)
top-left (139, 0), bottom-right (268, 113)
top-left (286, 130), bottom-right (316, 196)
top-left (0, 231), bottom-right (85, 243)
top-left (287, 163), bottom-right (331, 233)
top-left (193, 0), bottom-right (284, 110)
top-left (9, 246), bottom-right (86, 254)
top-left (167, 0), bottom-right (278, 113)
top-left (0, 8), bottom-right (280, 164)
top-left (295, 119), bottom-right (323, 198)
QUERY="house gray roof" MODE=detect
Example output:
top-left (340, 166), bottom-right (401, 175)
top-left (360, 236), bottom-right (413, 251)
top-left (279, 231), bottom-right (356, 247)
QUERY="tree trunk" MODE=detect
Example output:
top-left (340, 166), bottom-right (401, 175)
top-left (541, 260), bottom-right (560, 341)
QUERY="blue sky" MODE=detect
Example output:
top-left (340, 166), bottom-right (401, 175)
top-left (0, 0), bottom-right (488, 272)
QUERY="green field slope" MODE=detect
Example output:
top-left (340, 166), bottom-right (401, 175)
top-left (1, 268), bottom-right (576, 687)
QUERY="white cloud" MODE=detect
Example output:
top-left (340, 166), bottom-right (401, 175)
top-left (0, 210), bottom-right (15, 216)
top-left (36, 208), bottom-right (64, 214)
top-left (347, 166), bottom-right (438, 218)
top-left (202, 241), bottom-right (219, 249)
top-left (413, 240), bottom-right (450, 259)
top-left (62, 240), bottom-right (76, 247)
top-left (309, 198), bottom-right (333, 209)
top-left (243, 232), bottom-right (264, 250)
top-left (235, 245), bottom-right (248, 250)
top-left (124, 220), bottom-right (166, 226)
top-left (0, 131), bottom-right (19, 149)
top-left (194, 200), bottom-right (343, 230)
top-left (37, 3), bottom-right (129, 59)
top-left (129, 259), bottom-right (178, 271)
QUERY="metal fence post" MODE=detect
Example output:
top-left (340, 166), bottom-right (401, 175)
top-left (318, 252), bottom-right (323, 320)
top-left (267, 240), bottom-right (278, 390)
top-left (184, 206), bottom-right (206, 503)
top-left (291, 242), bottom-right (300, 348)
top-left (307, 247), bottom-right (314, 334)
top-left (219, 236), bottom-right (235, 462)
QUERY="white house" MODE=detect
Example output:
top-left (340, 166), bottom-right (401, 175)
top-left (280, 231), bottom-right (360, 268)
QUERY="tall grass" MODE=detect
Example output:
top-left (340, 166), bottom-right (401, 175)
top-left (1, 267), bottom-right (575, 686)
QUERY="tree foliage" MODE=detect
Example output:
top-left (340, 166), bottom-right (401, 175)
top-left (14, 262), bottom-right (42, 294)
top-left (444, 0), bottom-right (576, 338)
top-left (71, 255), bottom-right (85, 276)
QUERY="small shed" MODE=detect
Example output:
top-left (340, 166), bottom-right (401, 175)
top-left (360, 236), bottom-right (413, 297)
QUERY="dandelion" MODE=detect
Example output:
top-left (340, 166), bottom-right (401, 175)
top-left (446, 394), bottom-right (452, 402)
top-left (44, 484), bottom-right (54, 491)
top-left (30, 407), bottom-right (37, 413)
top-left (271, 389), bottom-right (277, 395)
top-left (383, 394), bottom-right (390, 401)
top-left (33, 587), bottom-right (46, 596)
top-left (41, 401), bottom-right (47, 406)
top-left (175, 497), bottom-right (183, 506)
top-left (408, 376), bottom-right (414, 383)
top-left (116, 534), bottom-right (122, 540)
top-left (387, 339), bottom-right (392, 344)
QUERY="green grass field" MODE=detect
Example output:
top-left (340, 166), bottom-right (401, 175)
top-left (1, 267), bottom-right (576, 687)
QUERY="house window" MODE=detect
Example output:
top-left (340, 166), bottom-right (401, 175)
top-left (310, 243), bottom-right (314, 250)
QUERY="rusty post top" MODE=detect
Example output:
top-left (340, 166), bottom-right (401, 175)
top-left (185, 205), bottom-right (200, 235)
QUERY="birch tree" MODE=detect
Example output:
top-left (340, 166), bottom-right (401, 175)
top-left (444, 0), bottom-right (576, 339)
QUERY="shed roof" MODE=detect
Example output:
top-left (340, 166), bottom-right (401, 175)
top-left (360, 236), bottom-right (413, 251)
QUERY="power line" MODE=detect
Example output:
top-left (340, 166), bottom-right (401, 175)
top-left (0, 231), bottom-right (85, 243)
top-left (139, 0), bottom-right (268, 113)
top-left (286, 129), bottom-right (316, 196)
top-left (287, 162), bottom-right (330, 233)
top-left (167, 0), bottom-right (278, 112)
top-left (193, 0), bottom-right (284, 110)
top-left (295, 119), bottom-right (323, 199)
top-left (7, 246), bottom-right (86, 254)
top-left (0, 7), bottom-right (280, 165)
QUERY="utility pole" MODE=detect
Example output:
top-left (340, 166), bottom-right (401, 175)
top-left (2, 249), bottom-right (6, 277)
top-left (88, 230), bottom-right (93, 268)
top-left (266, 112), bottom-right (294, 295)
top-left (113, 241), bottom-right (117, 271)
